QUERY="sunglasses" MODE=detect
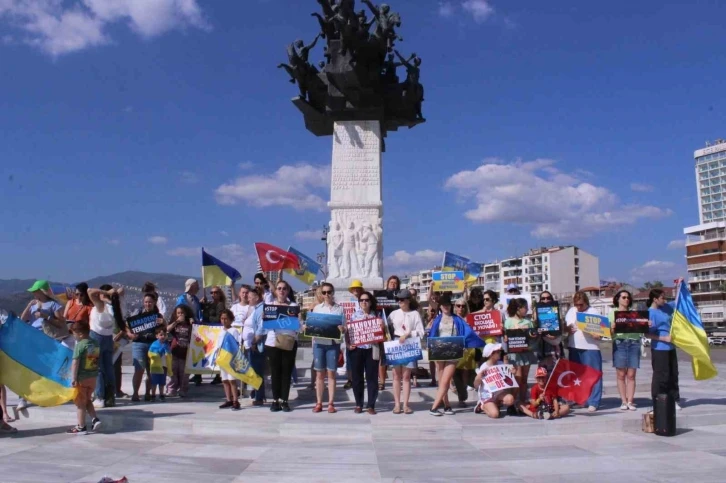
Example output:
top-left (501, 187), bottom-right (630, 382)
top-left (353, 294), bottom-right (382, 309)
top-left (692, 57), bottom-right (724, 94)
top-left (455, 304), bottom-right (465, 308)
top-left (277, 287), bottom-right (288, 291)
top-left (359, 298), bottom-right (371, 302)
top-left (483, 298), bottom-right (492, 302)
top-left (540, 297), bottom-right (552, 301)
top-left (322, 290), bottom-right (333, 295)
top-left (211, 291), bottom-right (221, 295)
top-left (620, 295), bottom-right (631, 300)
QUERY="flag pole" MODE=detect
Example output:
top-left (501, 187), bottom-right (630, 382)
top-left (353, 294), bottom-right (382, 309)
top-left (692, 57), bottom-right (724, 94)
top-left (201, 247), bottom-right (207, 299)
top-left (543, 358), bottom-right (559, 395)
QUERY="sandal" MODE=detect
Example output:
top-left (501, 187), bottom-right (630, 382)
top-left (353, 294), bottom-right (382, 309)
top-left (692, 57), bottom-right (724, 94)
top-left (378, 383), bottom-right (384, 391)
top-left (392, 406), bottom-right (402, 414)
top-left (327, 404), bottom-right (337, 414)
top-left (404, 407), bottom-right (414, 415)
top-left (312, 403), bottom-right (323, 413)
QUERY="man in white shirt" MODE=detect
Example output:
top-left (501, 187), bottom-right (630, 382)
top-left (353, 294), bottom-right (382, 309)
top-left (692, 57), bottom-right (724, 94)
top-left (311, 282), bottom-right (344, 413)
top-left (564, 291), bottom-right (603, 412)
top-left (231, 285), bottom-right (251, 328)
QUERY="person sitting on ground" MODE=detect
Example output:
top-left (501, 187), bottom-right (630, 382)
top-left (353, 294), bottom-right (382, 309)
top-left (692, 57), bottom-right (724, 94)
top-left (67, 321), bottom-right (102, 435)
top-left (473, 343), bottom-right (515, 418)
top-left (519, 366), bottom-right (570, 420)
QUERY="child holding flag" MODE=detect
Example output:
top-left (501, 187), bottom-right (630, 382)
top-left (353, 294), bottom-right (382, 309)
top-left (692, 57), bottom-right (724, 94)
top-left (217, 309), bottom-right (242, 411)
top-left (519, 366), bottom-right (570, 420)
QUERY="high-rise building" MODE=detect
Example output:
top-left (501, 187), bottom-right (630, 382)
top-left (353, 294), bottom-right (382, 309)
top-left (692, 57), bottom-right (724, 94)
top-left (684, 139), bottom-right (726, 329)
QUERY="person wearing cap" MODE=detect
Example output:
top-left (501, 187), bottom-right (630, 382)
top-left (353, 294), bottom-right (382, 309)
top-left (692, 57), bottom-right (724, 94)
top-left (428, 294), bottom-right (485, 416)
top-left (176, 279), bottom-right (202, 322)
top-left (473, 343), bottom-right (515, 418)
top-left (21, 280), bottom-right (67, 334)
top-left (520, 366), bottom-right (570, 419)
top-left (506, 283), bottom-right (521, 295)
top-left (388, 289), bottom-right (425, 414)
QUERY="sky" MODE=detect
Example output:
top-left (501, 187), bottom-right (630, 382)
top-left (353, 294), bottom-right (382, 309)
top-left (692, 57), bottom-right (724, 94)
top-left (2, 0), bottom-right (725, 291)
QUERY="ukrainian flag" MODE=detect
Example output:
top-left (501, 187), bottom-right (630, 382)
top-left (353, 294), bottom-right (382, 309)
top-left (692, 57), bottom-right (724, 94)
top-left (202, 248), bottom-right (242, 288)
top-left (0, 314), bottom-right (76, 406)
top-left (672, 282), bottom-right (718, 380)
top-left (285, 247), bottom-right (321, 286)
top-left (442, 251), bottom-right (481, 284)
top-left (213, 332), bottom-right (262, 389)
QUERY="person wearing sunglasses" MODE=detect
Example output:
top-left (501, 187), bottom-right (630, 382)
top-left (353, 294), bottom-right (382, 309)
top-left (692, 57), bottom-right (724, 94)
top-left (536, 291), bottom-right (562, 373)
top-left (347, 291), bottom-right (386, 414)
top-left (64, 282), bottom-right (93, 325)
top-left (310, 283), bottom-right (345, 413)
top-left (609, 289), bottom-right (640, 411)
top-left (565, 291), bottom-right (603, 412)
top-left (388, 289), bottom-right (425, 414)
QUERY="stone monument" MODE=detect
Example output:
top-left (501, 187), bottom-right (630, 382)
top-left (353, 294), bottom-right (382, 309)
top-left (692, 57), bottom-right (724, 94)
top-left (279, 0), bottom-right (426, 289)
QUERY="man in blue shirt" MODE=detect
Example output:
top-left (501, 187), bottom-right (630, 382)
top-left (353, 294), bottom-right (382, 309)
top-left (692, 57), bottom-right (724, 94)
top-left (647, 289), bottom-right (681, 410)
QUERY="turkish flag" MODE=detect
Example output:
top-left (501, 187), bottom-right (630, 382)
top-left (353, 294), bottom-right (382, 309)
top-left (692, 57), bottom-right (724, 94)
top-left (254, 243), bottom-right (300, 271)
top-left (545, 359), bottom-right (602, 405)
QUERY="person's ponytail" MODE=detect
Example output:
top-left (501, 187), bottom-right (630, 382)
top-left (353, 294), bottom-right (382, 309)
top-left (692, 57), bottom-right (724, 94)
top-left (647, 289), bottom-right (664, 307)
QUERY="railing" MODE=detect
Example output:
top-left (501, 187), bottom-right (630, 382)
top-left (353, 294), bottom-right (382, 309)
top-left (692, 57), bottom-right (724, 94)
top-left (687, 231), bottom-right (726, 245)
top-left (689, 275), bottom-right (726, 282)
top-left (687, 261), bottom-right (726, 270)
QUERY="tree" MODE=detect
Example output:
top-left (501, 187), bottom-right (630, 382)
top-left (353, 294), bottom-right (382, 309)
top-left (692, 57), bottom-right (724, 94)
top-left (641, 281), bottom-right (664, 291)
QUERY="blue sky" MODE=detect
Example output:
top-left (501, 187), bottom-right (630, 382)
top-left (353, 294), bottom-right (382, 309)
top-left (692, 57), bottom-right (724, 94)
top-left (2, 0), bottom-right (725, 290)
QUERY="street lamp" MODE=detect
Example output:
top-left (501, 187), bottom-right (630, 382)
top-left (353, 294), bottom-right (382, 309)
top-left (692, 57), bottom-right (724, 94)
top-left (318, 224), bottom-right (329, 279)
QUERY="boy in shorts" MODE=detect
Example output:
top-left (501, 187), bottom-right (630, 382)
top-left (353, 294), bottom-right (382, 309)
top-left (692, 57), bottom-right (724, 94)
top-left (68, 321), bottom-right (102, 434)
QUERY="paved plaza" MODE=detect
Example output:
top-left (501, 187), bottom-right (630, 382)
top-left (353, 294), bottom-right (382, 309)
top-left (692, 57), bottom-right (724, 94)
top-left (3, 348), bottom-right (726, 483)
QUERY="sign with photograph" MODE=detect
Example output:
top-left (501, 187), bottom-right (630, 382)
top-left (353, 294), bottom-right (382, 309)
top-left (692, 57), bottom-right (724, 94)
top-left (576, 312), bottom-right (611, 338)
top-left (536, 302), bottom-right (561, 335)
top-left (613, 311), bottom-right (650, 334)
top-left (303, 312), bottom-right (344, 340)
top-left (431, 271), bottom-right (465, 292)
top-left (427, 336), bottom-right (465, 361)
top-left (347, 317), bottom-right (386, 345)
top-left (384, 337), bottom-right (423, 366)
top-left (466, 310), bottom-right (503, 336)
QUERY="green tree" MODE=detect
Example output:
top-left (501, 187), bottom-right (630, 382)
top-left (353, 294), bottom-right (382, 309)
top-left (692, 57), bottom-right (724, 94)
top-left (641, 281), bottom-right (664, 291)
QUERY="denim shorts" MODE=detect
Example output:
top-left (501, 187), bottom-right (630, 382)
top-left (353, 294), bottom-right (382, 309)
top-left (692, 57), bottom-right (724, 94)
top-left (613, 338), bottom-right (641, 369)
top-left (131, 342), bottom-right (151, 371)
top-left (313, 342), bottom-right (340, 372)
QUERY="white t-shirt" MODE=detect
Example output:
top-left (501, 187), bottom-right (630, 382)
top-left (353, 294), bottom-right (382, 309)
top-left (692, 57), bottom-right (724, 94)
top-left (231, 303), bottom-right (250, 329)
top-left (565, 306), bottom-right (601, 351)
top-left (264, 301), bottom-right (299, 348)
top-left (388, 309), bottom-right (425, 339)
top-left (312, 302), bottom-right (344, 345)
top-left (90, 304), bottom-right (116, 337)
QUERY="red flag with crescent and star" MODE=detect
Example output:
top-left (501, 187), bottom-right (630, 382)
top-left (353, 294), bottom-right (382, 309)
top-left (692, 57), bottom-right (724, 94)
top-left (254, 243), bottom-right (300, 271)
top-left (544, 359), bottom-right (602, 405)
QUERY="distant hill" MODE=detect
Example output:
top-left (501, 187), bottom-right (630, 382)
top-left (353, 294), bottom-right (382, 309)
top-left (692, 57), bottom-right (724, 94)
top-left (0, 271), bottom-right (195, 315)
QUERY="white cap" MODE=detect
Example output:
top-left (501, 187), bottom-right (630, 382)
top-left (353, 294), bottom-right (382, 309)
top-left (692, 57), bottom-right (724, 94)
top-left (483, 343), bottom-right (502, 359)
top-left (506, 283), bottom-right (519, 290)
top-left (185, 278), bottom-right (198, 292)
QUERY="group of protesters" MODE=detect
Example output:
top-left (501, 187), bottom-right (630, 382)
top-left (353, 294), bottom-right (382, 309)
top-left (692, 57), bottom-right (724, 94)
top-left (0, 273), bottom-right (681, 434)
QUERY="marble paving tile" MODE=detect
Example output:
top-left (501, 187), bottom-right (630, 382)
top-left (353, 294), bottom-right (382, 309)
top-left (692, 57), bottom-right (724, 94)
top-left (481, 444), bottom-right (594, 461)
top-left (148, 442), bottom-right (271, 460)
top-left (0, 461), bottom-right (105, 483)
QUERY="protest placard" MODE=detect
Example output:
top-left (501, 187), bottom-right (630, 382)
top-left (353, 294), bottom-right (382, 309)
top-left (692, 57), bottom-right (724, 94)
top-left (384, 337), bottom-right (423, 366)
top-left (304, 312), bottom-right (344, 340)
top-left (263, 304), bottom-right (300, 321)
top-left (347, 317), bottom-right (386, 345)
top-left (466, 310), bottom-right (503, 336)
top-left (427, 336), bottom-right (465, 361)
top-left (613, 311), bottom-right (650, 334)
top-left (505, 329), bottom-right (530, 353)
top-left (536, 302), bottom-right (561, 335)
top-left (127, 312), bottom-right (160, 338)
top-left (482, 365), bottom-right (518, 395)
top-left (185, 322), bottom-right (222, 375)
top-left (576, 312), bottom-right (611, 338)
top-left (431, 271), bottom-right (465, 292)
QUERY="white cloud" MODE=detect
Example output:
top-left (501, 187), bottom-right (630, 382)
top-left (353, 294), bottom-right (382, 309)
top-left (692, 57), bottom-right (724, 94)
top-left (148, 235), bottom-right (168, 245)
top-left (384, 249), bottom-right (444, 273)
top-left (445, 158), bottom-right (672, 238)
top-left (630, 260), bottom-right (680, 284)
top-left (462, 0), bottom-right (495, 23)
top-left (166, 246), bottom-right (197, 257)
top-left (215, 163), bottom-right (330, 211)
top-left (295, 230), bottom-right (324, 241)
top-left (667, 239), bottom-right (685, 250)
top-left (438, 2), bottom-right (455, 18)
top-left (0, 0), bottom-right (209, 56)
top-left (630, 182), bottom-right (654, 192)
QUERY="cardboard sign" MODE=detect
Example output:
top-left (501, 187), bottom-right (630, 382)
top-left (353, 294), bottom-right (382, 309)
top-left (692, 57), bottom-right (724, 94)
top-left (576, 312), bottom-right (611, 338)
top-left (427, 336), bottom-right (465, 361)
top-left (614, 311), bottom-right (650, 334)
top-left (127, 312), bottom-right (160, 338)
top-left (431, 271), bottom-right (465, 292)
top-left (384, 337), bottom-right (423, 366)
top-left (347, 317), bottom-right (386, 345)
top-left (466, 310), bottom-right (503, 336)
top-left (536, 302), bottom-right (561, 335)
top-left (373, 290), bottom-right (398, 309)
top-left (505, 329), bottom-right (530, 353)
top-left (304, 312), bottom-right (344, 340)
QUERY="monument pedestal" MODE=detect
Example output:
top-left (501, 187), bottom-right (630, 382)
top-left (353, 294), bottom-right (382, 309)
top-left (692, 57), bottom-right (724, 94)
top-left (326, 120), bottom-right (384, 291)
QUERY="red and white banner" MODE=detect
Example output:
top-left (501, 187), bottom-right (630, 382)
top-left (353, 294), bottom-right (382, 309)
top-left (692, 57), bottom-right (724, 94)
top-left (545, 359), bottom-right (602, 405)
top-left (466, 310), bottom-right (503, 336)
top-left (347, 317), bottom-right (386, 345)
top-left (254, 242), bottom-right (299, 272)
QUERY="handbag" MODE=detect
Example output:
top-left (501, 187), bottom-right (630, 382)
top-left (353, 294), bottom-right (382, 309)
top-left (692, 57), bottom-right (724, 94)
top-left (337, 349), bottom-right (345, 368)
top-left (274, 333), bottom-right (296, 351)
top-left (642, 412), bottom-right (655, 433)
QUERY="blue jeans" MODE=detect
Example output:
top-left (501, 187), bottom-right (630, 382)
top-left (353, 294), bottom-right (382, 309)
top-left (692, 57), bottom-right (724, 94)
top-left (90, 331), bottom-right (115, 401)
top-left (313, 342), bottom-right (340, 372)
top-left (249, 349), bottom-right (266, 402)
top-left (569, 348), bottom-right (602, 408)
top-left (613, 338), bottom-right (641, 369)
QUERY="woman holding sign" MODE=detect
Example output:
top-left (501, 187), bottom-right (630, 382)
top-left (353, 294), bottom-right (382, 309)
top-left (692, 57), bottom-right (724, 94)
top-left (428, 294), bottom-right (485, 416)
top-left (504, 298), bottom-right (539, 409)
top-left (310, 282), bottom-right (344, 414)
top-left (348, 291), bottom-right (386, 414)
top-left (610, 290), bottom-right (641, 411)
top-left (564, 292), bottom-right (602, 412)
top-left (388, 290), bottom-right (425, 414)
top-left (127, 293), bottom-right (165, 403)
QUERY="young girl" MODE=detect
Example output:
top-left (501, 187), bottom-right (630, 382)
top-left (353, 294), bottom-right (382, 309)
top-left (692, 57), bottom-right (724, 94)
top-left (388, 290), bottom-right (425, 414)
top-left (218, 309), bottom-right (242, 411)
top-left (473, 343), bottom-right (515, 418)
top-left (167, 305), bottom-right (194, 398)
top-left (504, 298), bottom-right (539, 410)
top-left (519, 366), bottom-right (570, 419)
top-left (148, 326), bottom-right (172, 401)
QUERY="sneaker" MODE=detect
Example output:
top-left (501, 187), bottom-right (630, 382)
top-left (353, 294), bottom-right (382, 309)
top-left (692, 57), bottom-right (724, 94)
top-left (428, 409), bottom-right (443, 417)
top-left (676, 401), bottom-right (683, 411)
top-left (281, 401), bottom-right (291, 412)
top-left (343, 381), bottom-right (352, 390)
top-left (587, 406), bottom-right (597, 413)
top-left (270, 401), bottom-right (281, 413)
top-left (219, 401), bottom-right (233, 409)
top-left (159, 394), bottom-right (166, 402)
top-left (16, 398), bottom-right (28, 411)
top-left (467, 386), bottom-right (476, 392)
top-left (66, 425), bottom-right (87, 435)
top-left (92, 418), bottom-right (102, 431)
top-left (620, 402), bottom-right (629, 411)
top-left (627, 402), bottom-right (637, 411)
top-left (93, 399), bottom-right (105, 409)
top-left (232, 401), bottom-right (241, 411)
top-left (444, 407), bottom-right (454, 415)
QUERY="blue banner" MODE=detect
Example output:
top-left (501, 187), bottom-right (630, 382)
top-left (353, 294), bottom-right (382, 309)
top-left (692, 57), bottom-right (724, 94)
top-left (127, 312), bottom-right (160, 337)
top-left (384, 338), bottom-right (423, 366)
top-left (262, 315), bottom-right (301, 331)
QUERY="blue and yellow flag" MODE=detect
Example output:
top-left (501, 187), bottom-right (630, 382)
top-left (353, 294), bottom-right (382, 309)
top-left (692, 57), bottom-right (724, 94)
top-left (672, 282), bottom-right (718, 380)
top-left (48, 282), bottom-right (74, 305)
top-left (442, 251), bottom-right (481, 284)
top-left (202, 248), bottom-right (241, 288)
top-left (213, 332), bottom-right (262, 389)
top-left (0, 314), bottom-right (76, 406)
top-left (285, 246), bottom-right (321, 286)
